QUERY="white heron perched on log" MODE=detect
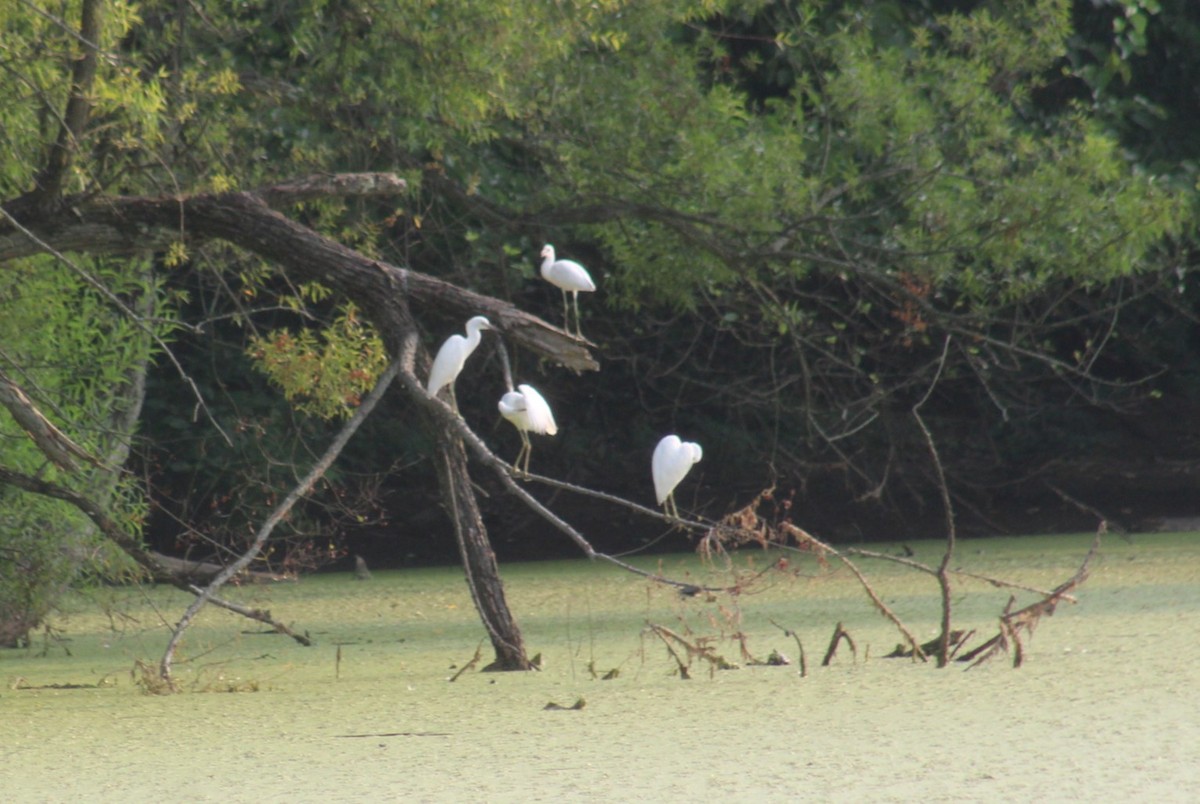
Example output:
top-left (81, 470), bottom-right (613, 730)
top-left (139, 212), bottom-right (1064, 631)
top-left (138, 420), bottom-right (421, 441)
top-left (540, 244), bottom-right (595, 339)
top-left (426, 315), bottom-right (493, 410)
top-left (652, 434), bottom-right (703, 520)
top-left (498, 384), bottom-right (558, 476)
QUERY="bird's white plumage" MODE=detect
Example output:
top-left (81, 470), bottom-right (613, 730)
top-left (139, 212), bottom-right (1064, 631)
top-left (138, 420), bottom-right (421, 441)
top-left (540, 244), bottom-right (596, 337)
top-left (652, 434), bottom-right (703, 506)
top-left (426, 315), bottom-right (492, 398)
top-left (498, 384), bottom-right (558, 436)
top-left (499, 383), bottom-right (557, 475)
top-left (539, 245), bottom-right (596, 293)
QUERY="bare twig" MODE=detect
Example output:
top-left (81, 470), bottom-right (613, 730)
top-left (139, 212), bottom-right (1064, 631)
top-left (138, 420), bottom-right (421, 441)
top-left (845, 546), bottom-right (1077, 602)
top-left (448, 640), bottom-right (485, 682)
top-left (782, 524), bottom-right (926, 660)
top-left (963, 528), bottom-right (1101, 669)
top-left (769, 619), bottom-right (808, 677)
top-left (821, 622), bottom-right (856, 666)
top-left (159, 358), bottom-right (402, 684)
top-left (914, 334), bottom-right (957, 667)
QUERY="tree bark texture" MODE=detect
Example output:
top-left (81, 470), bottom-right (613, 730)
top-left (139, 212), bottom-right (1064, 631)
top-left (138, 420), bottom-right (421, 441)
top-left (433, 430), bottom-right (531, 670)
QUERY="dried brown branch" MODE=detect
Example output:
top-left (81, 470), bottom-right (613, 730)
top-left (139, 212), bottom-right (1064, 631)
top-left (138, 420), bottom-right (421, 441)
top-left (693, 490), bottom-right (926, 659)
top-left (845, 546), bottom-right (1077, 602)
top-left (645, 624), bottom-right (692, 679)
top-left (769, 619), bottom-right (808, 677)
top-left (784, 523), bottom-right (926, 661)
top-left (448, 640), bottom-right (485, 682)
top-left (962, 527), bottom-right (1102, 669)
top-left (643, 622), bottom-right (737, 678)
top-left (821, 622), bottom-right (857, 666)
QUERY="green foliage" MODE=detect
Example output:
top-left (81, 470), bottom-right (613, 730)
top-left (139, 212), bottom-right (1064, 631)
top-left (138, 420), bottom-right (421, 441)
top-left (516, 0), bottom-right (1189, 312)
top-left (248, 304), bottom-right (388, 420)
top-left (3, 0), bottom-right (1197, 571)
top-left (0, 254), bottom-right (161, 644)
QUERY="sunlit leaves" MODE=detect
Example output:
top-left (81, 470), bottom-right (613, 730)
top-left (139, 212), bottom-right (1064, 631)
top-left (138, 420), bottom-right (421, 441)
top-left (248, 305), bottom-right (388, 421)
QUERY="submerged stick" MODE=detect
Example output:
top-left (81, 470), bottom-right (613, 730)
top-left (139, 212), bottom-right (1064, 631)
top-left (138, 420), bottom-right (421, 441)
top-left (821, 622), bottom-right (857, 667)
top-left (769, 619), bottom-right (808, 677)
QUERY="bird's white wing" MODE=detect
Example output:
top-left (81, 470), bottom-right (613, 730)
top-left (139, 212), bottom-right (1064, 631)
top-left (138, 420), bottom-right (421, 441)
top-left (547, 259), bottom-right (596, 293)
top-left (652, 435), bottom-right (683, 503)
top-left (652, 435), bottom-right (703, 504)
top-left (427, 334), bottom-right (465, 395)
top-left (517, 384), bottom-right (557, 435)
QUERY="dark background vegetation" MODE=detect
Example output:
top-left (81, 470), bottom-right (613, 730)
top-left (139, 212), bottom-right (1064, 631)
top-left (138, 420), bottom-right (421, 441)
top-left (122, 0), bottom-right (1200, 569)
top-left (4, 0), bottom-right (1199, 601)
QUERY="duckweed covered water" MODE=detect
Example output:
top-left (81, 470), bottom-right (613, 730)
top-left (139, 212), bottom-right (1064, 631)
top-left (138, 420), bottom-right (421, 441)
top-left (2, 532), bottom-right (1197, 802)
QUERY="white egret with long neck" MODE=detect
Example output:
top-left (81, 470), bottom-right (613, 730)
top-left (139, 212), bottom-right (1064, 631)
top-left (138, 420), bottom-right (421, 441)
top-left (426, 315), bottom-right (493, 410)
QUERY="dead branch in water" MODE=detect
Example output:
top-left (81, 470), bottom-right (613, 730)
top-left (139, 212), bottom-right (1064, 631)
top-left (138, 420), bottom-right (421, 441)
top-left (845, 546), bottom-right (1077, 602)
top-left (960, 526), bottom-right (1102, 669)
top-left (448, 640), bottom-right (485, 682)
top-left (770, 619), bottom-right (808, 677)
top-left (644, 622), bottom-right (738, 679)
top-left (821, 622), bottom-right (857, 666)
top-left (700, 494), bottom-right (926, 661)
top-left (885, 630), bottom-right (972, 661)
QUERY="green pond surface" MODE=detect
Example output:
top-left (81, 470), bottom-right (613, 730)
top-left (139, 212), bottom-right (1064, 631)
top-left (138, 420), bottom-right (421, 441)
top-left (2, 532), bottom-right (1198, 802)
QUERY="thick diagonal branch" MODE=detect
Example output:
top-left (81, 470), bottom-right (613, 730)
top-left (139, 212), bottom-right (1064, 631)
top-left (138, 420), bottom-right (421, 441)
top-left (0, 466), bottom-right (310, 646)
top-left (0, 367), bottom-right (101, 472)
top-left (0, 184), bottom-right (598, 372)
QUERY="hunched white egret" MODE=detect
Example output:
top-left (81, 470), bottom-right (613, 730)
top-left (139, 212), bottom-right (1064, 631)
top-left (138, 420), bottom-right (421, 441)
top-left (426, 315), bottom-right (493, 410)
top-left (498, 383), bottom-right (558, 476)
top-left (539, 244), bottom-right (595, 339)
top-left (652, 434), bottom-right (703, 520)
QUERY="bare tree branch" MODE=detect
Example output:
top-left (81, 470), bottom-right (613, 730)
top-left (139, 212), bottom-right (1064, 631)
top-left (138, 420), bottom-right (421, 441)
top-left (0, 465), bottom-right (310, 647)
top-left (0, 367), bottom-right (102, 472)
top-left (0, 183), bottom-right (599, 372)
top-left (159, 357), bottom-right (404, 683)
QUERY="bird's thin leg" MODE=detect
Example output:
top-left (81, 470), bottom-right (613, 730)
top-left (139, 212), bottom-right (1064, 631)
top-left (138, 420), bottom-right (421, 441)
top-left (518, 431), bottom-right (532, 478)
top-left (447, 384), bottom-right (459, 413)
top-left (664, 494), bottom-right (678, 521)
top-left (571, 291), bottom-right (584, 338)
top-left (561, 290), bottom-right (571, 334)
top-left (511, 446), bottom-right (525, 476)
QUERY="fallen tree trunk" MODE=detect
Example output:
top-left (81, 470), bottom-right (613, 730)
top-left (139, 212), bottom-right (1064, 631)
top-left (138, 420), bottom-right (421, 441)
top-left (147, 551), bottom-right (294, 585)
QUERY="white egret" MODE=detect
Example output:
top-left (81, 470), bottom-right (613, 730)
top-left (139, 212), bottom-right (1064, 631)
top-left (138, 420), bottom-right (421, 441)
top-left (498, 383), bottom-right (558, 476)
top-left (426, 315), bottom-right (493, 410)
top-left (652, 434), bottom-right (703, 520)
top-left (540, 244), bottom-right (596, 338)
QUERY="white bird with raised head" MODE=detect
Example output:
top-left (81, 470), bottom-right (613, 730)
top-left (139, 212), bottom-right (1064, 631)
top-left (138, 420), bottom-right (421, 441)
top-left (426, 315), bottom-right (493, 410)
top-left (652, 435), bottom-right (703, 520)
top-left (540, 244), bottom-right (596, 338)
top-left (498, 384), bottom-right (558, 476)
